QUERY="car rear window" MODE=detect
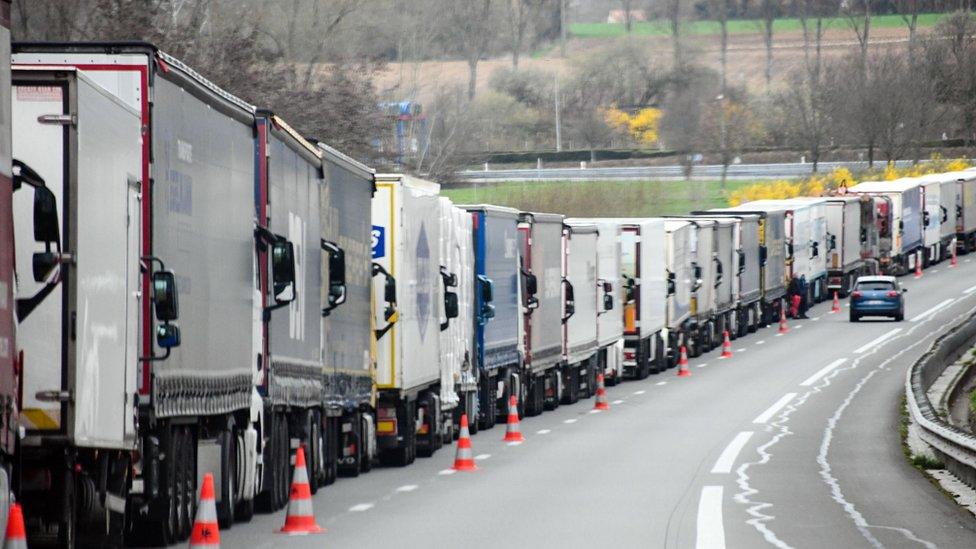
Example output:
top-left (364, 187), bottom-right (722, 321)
top-left (856, 281), bottom-right (895, 291)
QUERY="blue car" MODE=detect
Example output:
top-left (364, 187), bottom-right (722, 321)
top-left (849, 275), bottom-right (906, 322)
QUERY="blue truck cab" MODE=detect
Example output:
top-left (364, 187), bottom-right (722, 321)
top-left (460, 204), bottom-right (523, 429)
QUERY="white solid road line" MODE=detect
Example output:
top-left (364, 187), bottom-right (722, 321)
top-left (349, 503), bottom-right (375, 512)
top-left (800, 358), bottom-right (848, 387)
top-left (753, 393), bottom-right (797, 424)
top-left (710, 431), bottom-right (754, 474)
top-left (910, 298), bottom-right (956, 322)
top-left (963, 284), bottom-right (976, 295)
top-left (696, 486), bottom-right (726, 549)
top-left (853, 328), bottom-right (902, 354)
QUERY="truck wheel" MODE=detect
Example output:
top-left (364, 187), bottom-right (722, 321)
top-left (524, 377), bottom-right (541, 417)
top-left (234, 429), bottom-right (255, 522)
top-left (360, 416), bottom-right (374, 473)
top-left (58, 465), bottom-right (77, 548)
top-left (307, 412), bottom-right (324, 488)
top-left (277, 414), bottom-right (291, 508)
top-left (217, 423), bottom-right (237, 527)
top-left (392, 401), bottom-right (416, 467)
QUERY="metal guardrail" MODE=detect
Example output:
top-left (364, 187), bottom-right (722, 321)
top-left (457, 159), bottom-right (957, 182)
top-left (906, 312), bottom-right (976, 489)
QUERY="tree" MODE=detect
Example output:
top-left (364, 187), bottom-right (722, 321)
top-left (659, 66), bottom-right (720, 179)
top-left (623, 0), bottom-right (634, 32)
top-left (755, 0), bottom-right (782, 88)
top-left (439, 0), bottom-right (499, 100)
top-left (843, 0), bottom-right (871, 74)
top-left (896, 0), bottom-right (921, 59)
top-left (667, 0), bottom-right (683, 66)
top-left (775, 68), bottom-right (832, 171)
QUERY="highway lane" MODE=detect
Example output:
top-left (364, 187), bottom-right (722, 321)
top-left (219, 259), bottom-right (976, 548)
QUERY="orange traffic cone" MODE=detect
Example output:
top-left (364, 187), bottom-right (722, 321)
top-left (778, 307), bottom-right (789, 334)
top-left (503, 395), bottom-right (525, 442)
top-left (677, 346), bottom-right (691, 377)
top-left (189, 473), bottom-right (220, 548)
top-left (4, 503), bottom-right (27, 549)
top-left (915, 252), bottom-right (923, 279)
top-left (830, 291), bottom-right (841, 314)
top-left (593, 373), bottom-right (610, 410)
top-left (452, 414), bottom-right (477, 471)
top-left (719, 330), bottom-right (733, 359)
top-left (278, 446), bottom-right (325, 535)
top-left (951, 242), bottom-right (958, 268)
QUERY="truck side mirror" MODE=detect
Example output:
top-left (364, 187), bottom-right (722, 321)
top-left (714, 258), bottom-right (723, 287)
top-left (524, 271), bottom-right (537, 296)
top-left (152, 270), bottom-right (180, 322)
top-left (737, 250), bottom-right (746, 274)
top-left (603, 293), bottom-right (613, 311)
top-left (692, 264), bottom-right (703, 291)
top-left (477, 274), bottom-right (494, 303)
top-left (759, 245), bottom-right (767, 267)
top-left (923, 210), bottom-right (931, 227)
top-left (811, 241), bottom-right (819, 257)
top-left (372, 262), bottom-right (399, 339)
top-left (444, 291), bottom-right (459, 319)
top-left (667, 272), bottom-right (676, 296)
top-left (562, 279), bottom-right (575, 321)
top-left (829, 235), bottom-right (837, 250)
top-left (156, 323), bottom-right (181, 349)
top-left (384, 275), bottom-right (397, 306)
top-left (602, 281), bottom-right (612, 294)
top-left (32, 186), bottom-right (60, 244)
top-left (941, 206), bottom-right (948, 223)
top-left (271, 240), bottom-right (296, 304)
top-left (32, 252), bottom-right (59, 283)
top-left (860, 227), bottom-right (867, 244)
top-left (786, 243), bottom-right (794, 259)
top-left (321, 240), bottom-right (346, 317)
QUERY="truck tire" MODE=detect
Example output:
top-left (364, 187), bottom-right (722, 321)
top-left (275, 413), bottom-right (291, 509)
top-left (476, 376), bottom-right (495, 431)
top-left (360, 415), bottom-right (374, 473)
top-left (381, 401), bottom-right (416, 467)
top-left (524, 376), bottom-right (543, 417)
top-left (58, 464), bottom-right (77, 548)
top-left (217, 422), bottom-right (237, 527)
top-left (177, 427), bottom-right (195, 540)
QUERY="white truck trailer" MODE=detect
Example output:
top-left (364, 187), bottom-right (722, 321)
top-left (517, 212), bottom-right (565, 415)
top-left (566, 219), bottom-right (624, 385)
top-left (663, 221), bottom-right (694, 366)
top-left (822, 196), bottom-right (871, 296)
top-left (560, 222), bottom-right (600, 403)
top-left (438, 197), bottom-right (475, 434)
top-left (372, 174), bottom-right (448, 465)
top-left (848, 179), bottom-right (924, 274)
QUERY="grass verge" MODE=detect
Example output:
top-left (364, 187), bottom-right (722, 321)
top-left (568, 13), bottom-right (946, 39)
top-left (443, 179), bottom-right (752, 217)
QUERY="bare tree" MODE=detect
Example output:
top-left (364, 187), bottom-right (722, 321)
top-left (507, 0), bottom-right (546, 69)
top-left (777, 68), bottom-right (831, 171)
top-left (755, 0), bottom-right (781, 88)
top-left (623, 0), bottom-right (634, 32)
top-left (667, 0), bottom-right (683, 66)
top-left (897, 0), bottom-right (921, 58)
top-left (844, 0), bottom-right (871, 74)
top-left (441, 0), bottom-right (498, 100)
top-left (708, 0), bottom-right (731, 187)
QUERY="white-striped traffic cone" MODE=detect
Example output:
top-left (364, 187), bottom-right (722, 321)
top-left (3, 503), bottom-right (27, 549)
top-left (719, 330), bottom-right (733, 359)
top-left (593, 373), bottom-right (610, 410)
top-left (452, 414), bottom-right (477, 471)
top-left (502, 395), bottom-right (525, 442)
top-left (189, 473), bottom-right (220, 548)
top-left (677, 346), bottom-right (691, 377)
top-left (277, 446), bottom-right (325, 535)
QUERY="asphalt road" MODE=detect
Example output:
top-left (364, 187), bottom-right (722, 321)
top-left (220, 259), bottom-right (976, 549)
top-left (457, 159), bottom-right (944, 182)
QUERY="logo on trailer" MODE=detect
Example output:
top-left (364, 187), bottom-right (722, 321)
top-left (372, 225), bottom-right (385, 259)
top-left (416, 223), bottom-right (432, 341)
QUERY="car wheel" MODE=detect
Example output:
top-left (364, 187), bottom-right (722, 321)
top-left (895, 312), bottom-right (904, 322)
top-left (849, 311), bottom-right (859, 322)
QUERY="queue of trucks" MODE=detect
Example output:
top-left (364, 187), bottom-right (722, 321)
top-left (1, 40), bottom-right (976, 547)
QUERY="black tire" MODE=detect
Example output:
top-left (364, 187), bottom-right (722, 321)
top-left (255, 415), bottom-right (277, 513)
top-left (849, 311), bottom-right (859, 322)
top-left (183, 427), bottom-right (197, 539)
top-left (524, 376), bottom-right (542, 417)
top-left (308, 413), bottom-right (324, 489)
top-left (895, 312), bottom-right (904, 322)
top-left (360, 416), bottom-right (374, 473)
top-left (277, 414), bottom-right (290, 509)
top-left (217, 423), bottom-right (237, 528)
top-left (483, 384), bottom-right (497, 430)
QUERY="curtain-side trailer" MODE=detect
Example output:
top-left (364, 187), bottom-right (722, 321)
top-left (437, 197), bottom-right (474, 437)
top-left (9, 46), bottom-right (307, 544)
top-left (663, 221), bottom-right (694, 366)
top-left (780, 198), bottom-right (830, 302)
top-left (848, 179), bottom-right (924, 274)
top-left (681, 219), bottom-right (719, 357)
top-left (561, 222), bottom-right (599, 403)
top-left (372, 174), bottom-right (445, 465)
top-left (517, 212), bottom-right (564, 416)
top-left (318, 142), bottom-right (377, 478)
top-left (459, 204), bottom-right (522, 430)
top-left (566, 219), bottom-right (624, 385)
top-left (254, 114), bottom-right (330, 508)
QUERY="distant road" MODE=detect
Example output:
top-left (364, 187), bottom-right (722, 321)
top-left (457, 159), bottom-right (949, 182)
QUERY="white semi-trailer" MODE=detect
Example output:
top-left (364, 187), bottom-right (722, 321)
top-left (9, 50), bottom-right (305, 544)
top-left (372, 174), bottom-right (448, 465)
top-left (566, 219), bottom-right (623, 385)
top-left (518, 212), bottom-right (565, 415)
top-left (822, 196), bottom-right (871, 296)
top-left (848, 179), bottom-right (924, 274)
top-left (438, 197), bottom-right (475, 433)
top-left (663, 221), bottom-right (694, 365)
top-left (561, 222), bottom-right (599, 403)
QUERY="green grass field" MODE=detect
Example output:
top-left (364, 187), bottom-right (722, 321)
top-left (443, 179), bottom-right (752, 217)
top-left (568, 13), bottom-right (946, 38)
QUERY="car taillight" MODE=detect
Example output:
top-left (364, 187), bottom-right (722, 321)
top-left (851, 291), bottom-right (862, 299)
top-left (887, 290), bottom-right (899, 297)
